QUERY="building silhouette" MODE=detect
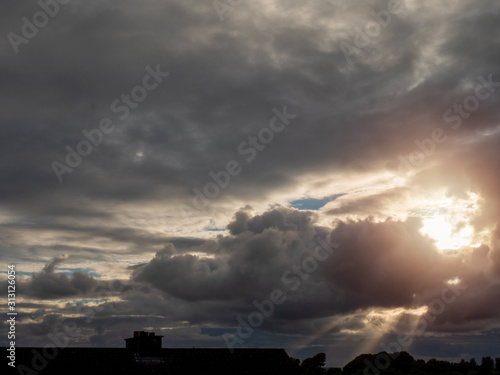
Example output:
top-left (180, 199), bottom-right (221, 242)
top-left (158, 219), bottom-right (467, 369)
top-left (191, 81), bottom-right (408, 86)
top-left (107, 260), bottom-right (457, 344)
top-left (6, 331), bottom-right (296, 375)
top-left (125, 331), bottom-right (163, 357)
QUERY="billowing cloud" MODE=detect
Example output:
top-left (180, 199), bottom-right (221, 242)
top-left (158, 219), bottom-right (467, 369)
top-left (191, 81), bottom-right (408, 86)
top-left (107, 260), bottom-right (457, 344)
top-left (21, 255), bottom-right (100, 299)
top-left (130, 208), bottom-right (499, 334)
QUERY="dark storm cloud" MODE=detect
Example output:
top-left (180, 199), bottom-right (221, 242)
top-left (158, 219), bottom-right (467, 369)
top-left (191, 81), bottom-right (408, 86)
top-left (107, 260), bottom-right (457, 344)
top-left (20, 255), bottom-right (100, 299)
top-left (322, 218), bottom-right (447, 308)
top-left (133, 208), bottom-right (327, 303)
top-left (1, 254), bottom-right (130, 300)
top-left (131, 208), bottom-right (499, 332)
top-left (0, 0), bottom-right (497, 217)
top-left (227, 207), bottom-right (317, 235)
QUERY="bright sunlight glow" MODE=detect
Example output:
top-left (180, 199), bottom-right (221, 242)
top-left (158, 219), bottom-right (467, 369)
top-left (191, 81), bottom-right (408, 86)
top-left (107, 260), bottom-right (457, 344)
top-left (415, 191), bottom-right (481, 251)
top-left (421, 216), bottom-right (474, 250)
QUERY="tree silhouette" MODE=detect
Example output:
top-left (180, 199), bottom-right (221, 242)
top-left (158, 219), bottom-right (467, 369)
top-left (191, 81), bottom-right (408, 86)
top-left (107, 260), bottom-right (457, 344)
top-left (340, 352), bottom-right (500, 375)
top-left (301, 353), bottom-right (326, 375)
top-left (470, 358), bottom-right (478, 368)
top-left (479, 356), bottom-right (494, 375)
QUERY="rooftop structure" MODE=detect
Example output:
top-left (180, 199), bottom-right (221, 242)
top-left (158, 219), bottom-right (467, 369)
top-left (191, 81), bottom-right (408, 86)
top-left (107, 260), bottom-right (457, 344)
top-left (124, 331), bottom-right (163, 357)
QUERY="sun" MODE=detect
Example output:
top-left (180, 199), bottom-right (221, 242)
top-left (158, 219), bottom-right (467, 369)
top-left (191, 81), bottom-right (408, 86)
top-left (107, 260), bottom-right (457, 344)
top-left (410, 191), bottom-right (481, 251)
top-left (420, 215), bottom-right (474, 250)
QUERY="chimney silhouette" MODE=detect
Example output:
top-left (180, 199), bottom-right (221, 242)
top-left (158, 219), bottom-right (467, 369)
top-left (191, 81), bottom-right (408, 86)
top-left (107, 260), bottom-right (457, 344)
top-left (125, 331), bottom-right (163, 357)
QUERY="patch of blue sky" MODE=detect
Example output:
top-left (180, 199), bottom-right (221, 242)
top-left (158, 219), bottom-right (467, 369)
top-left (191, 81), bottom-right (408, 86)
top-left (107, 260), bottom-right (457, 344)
top-left (0, 271), bottom-right (32, 276)
top-left (205, 219), bottom-right (227, 232)
top-left (57, 268), bottom-right (101, 278)
top-left (70, 298), bottom-right (106, 304)
top-left (290, 194), bottom-right (344, 211)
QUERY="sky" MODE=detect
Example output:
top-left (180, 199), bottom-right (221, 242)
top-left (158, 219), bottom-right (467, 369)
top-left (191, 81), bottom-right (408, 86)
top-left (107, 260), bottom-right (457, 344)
top-left (1, 0), bottom-right (500, 368)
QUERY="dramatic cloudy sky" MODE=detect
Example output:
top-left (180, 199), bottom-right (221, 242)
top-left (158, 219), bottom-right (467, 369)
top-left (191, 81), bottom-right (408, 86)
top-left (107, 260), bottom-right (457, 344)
top-left (1, 0), bottom-right (500, 367)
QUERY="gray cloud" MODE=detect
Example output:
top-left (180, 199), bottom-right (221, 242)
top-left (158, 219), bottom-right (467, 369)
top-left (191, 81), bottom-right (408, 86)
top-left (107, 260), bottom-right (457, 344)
top-left (21, 255), bottom-right (100, 299)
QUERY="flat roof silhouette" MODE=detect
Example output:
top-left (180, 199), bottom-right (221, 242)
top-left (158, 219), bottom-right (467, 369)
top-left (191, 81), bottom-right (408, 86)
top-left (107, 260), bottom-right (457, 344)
top-left (9, 347), bottom-right (294, 375)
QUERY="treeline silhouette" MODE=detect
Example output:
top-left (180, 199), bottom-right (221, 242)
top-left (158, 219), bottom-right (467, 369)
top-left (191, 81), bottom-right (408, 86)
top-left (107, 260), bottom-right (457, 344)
top-left (290, 351), bottom-right (500, 375)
